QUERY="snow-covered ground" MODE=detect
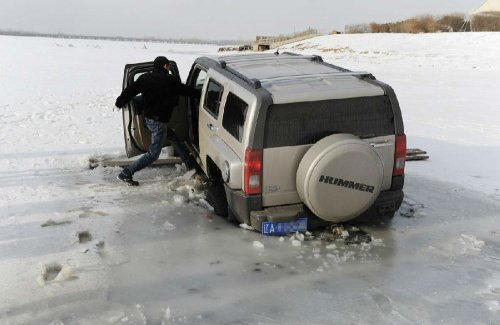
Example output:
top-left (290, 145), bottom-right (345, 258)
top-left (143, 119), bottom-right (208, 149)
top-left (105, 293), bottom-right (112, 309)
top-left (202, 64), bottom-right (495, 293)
top-left (0, 33), bottom-right (499, 324)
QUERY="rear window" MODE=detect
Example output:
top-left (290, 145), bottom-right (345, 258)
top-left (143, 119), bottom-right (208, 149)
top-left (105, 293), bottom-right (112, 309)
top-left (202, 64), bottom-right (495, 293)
top-left (263, 96), bottom-right (394, 148)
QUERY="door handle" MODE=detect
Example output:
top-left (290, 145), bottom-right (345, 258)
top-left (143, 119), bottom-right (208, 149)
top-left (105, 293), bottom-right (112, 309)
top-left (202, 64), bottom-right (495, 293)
top-left (207, 123), bottom-right (218, 131)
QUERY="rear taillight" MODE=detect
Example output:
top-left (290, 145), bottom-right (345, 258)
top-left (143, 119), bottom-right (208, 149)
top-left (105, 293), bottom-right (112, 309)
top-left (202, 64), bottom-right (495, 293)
top-left (244, 148), bottom-right (263, 195)
top-left (393, 134), bottom-right (406, 176)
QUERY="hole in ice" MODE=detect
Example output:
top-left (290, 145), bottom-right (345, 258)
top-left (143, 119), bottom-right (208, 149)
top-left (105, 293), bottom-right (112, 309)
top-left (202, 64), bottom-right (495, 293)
top-left (42, 263), bottom-right (62, 282)
top-left (77, 230), bottom-right (92, 243)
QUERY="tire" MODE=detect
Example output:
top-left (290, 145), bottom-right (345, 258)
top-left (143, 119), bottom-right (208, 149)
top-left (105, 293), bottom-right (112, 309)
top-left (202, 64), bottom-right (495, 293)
top-left (296, 134), bottom-right (384, 223)
top-left (226, 207), bottom-right (237, 223)
top-left (206, 183), bottom-right (228, 217)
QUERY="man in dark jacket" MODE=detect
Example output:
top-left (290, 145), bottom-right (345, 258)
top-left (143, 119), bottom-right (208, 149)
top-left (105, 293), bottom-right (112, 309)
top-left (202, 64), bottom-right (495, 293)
top-left (115, 56), bottom-right (198, 185)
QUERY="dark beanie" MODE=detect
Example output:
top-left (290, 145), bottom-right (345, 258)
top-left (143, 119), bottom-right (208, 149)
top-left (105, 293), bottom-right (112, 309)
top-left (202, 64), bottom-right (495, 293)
top-left (153, 56), bottom-right (170, 72)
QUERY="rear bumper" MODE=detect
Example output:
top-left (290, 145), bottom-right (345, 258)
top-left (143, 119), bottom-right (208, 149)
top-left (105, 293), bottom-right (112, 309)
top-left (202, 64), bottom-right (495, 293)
top-left (353, 189), bottom-right (404, 223)
top-left (225, 184), bottom-right (404, 230)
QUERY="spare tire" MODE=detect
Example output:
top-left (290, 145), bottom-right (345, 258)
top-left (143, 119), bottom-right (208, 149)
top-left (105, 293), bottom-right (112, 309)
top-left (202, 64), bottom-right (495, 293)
top-left (296, 134), bottom-right (384, 223)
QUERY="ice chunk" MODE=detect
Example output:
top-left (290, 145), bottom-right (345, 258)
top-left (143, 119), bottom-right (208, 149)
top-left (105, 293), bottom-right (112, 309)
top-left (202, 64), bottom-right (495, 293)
top-left (326, 244), bottom-right (337, 250)
top-left (239, 223), bottom-right (254, 230)
top-left (48, 321), bottom-right (65, 325)
top-left (175, 163), bottom-right (185, 173)
top-left (279, 237), bottom-right (285, 242)
top-left (459, 234), bottom-right (484, 253)
top-left (291, 239), bottom-right (302, 247)
top-left (371, 238), bottom-right (384, 247)
top-left (172, 194), bottom-right (186, 206)
top-left (253, 241), bottom-right (265, 249)
top-left (198, 198), bottom-right (214, 212)
top-left (165, 307), bottom-right (171, 320)
top-left (108, 312), bottom-right (126, 323)
top-left (182, 169), bottom-right (197, 180)
top-left (187, 186), bottom-right (196, 200)
top-left (289, 232), bottom-right (305, 242)
top-left (163, 221), bottom-right (176, 231)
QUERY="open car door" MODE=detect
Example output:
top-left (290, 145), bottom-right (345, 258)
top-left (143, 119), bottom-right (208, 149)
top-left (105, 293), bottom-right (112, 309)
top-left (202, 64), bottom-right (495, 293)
top-left (121, 61), bottom-right (189, 158)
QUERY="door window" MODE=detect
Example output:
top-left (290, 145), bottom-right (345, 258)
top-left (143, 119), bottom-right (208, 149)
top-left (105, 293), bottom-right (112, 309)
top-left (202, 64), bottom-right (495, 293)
top-left (194, 70), bottom-right (207, 87)
top-left (222, 92), bottom-right (248, 142)
top-left (204, 79), bottom-right (223, 118)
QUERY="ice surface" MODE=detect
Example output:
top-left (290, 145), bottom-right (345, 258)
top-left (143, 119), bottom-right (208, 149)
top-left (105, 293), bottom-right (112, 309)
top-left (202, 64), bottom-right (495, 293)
top-left (1, 34), bottom-right (500, 324)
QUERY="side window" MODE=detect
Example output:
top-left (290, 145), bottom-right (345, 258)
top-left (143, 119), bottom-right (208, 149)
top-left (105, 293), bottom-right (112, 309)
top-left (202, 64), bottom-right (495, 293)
top-left (204, 79), bottom-right (223, 118)
top-left (194, 70), bottom-right (207, 88)
top-left (222, 92), bottom-right (248, 142)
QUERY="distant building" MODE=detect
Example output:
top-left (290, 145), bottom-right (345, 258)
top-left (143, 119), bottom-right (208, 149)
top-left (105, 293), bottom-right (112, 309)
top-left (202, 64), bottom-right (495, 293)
top-left (474, 0), bottom-right (500, 15)
top-left (471, 0), bottom-right (500, 31)
top-left (253, 28), bottom-right (321, 51)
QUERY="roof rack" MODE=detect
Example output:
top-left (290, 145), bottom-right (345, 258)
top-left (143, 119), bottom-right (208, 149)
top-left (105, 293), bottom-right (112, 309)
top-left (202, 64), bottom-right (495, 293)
top-left (259, 71), bottom-right (375, 84)
top-left (282, 52), bottom-right (323, 62)
top-left (219, 54), bottom-right (322, 65)
top-left (218, 54), bottom-right (326, 89)
top-left (220, 60), bottom-right (262, 89)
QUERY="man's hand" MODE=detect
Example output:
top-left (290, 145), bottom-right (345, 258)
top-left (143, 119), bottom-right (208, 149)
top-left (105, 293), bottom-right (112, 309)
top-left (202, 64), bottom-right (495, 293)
top-left (115, 96), bottom-right (126, 109)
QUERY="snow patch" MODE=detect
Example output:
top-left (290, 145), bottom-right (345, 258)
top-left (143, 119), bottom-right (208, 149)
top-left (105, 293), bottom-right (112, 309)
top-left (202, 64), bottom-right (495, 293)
top-left (430, 234), bottom-right (485, 257)
top-left (326, 244), bottom-right (337, 250)
top-left (253, 241), bottom-right (265, 249)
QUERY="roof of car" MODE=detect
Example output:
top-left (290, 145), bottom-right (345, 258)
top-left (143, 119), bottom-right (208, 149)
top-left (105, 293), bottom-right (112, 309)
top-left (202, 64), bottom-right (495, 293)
top-left (209, 53), bottom-right (385, 104)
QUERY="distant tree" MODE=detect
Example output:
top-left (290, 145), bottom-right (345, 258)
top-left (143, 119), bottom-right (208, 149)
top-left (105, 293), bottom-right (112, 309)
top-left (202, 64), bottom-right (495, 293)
top-left (438, 14), bottom-right (467, 32)
top-left (472, 14), bottom-right (500, 31)
top-left (369, 14), bottom-right (466, 33)
top-left (344, 23), bottom-right (370, 34)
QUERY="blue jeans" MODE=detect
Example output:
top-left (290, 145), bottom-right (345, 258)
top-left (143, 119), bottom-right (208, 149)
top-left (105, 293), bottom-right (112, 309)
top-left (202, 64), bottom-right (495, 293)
top-left (125, 118), bottom-right (191, 176)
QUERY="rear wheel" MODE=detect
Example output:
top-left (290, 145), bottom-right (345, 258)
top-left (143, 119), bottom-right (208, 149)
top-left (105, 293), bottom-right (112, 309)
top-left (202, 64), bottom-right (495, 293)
top-left (206, 183), bottom-right (228, 217)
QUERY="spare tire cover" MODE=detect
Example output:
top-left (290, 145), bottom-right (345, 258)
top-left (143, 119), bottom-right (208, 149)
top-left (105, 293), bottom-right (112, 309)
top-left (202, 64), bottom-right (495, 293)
top-left (296, 134), bottom-right (384, 223)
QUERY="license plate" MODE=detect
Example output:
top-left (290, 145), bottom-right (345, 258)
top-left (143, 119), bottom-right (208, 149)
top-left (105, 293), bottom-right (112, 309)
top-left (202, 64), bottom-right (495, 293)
top-left (261, 218), bottom-right (308, 235)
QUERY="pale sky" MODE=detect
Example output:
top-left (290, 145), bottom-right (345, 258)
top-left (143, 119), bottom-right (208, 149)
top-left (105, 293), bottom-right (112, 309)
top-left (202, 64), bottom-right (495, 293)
top-left (0, 0), bottom-right (487, 40)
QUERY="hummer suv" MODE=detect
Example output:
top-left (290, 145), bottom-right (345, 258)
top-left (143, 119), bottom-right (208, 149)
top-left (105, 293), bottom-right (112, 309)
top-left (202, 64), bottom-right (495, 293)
top-left (121, 53), bottom-right (406, 231)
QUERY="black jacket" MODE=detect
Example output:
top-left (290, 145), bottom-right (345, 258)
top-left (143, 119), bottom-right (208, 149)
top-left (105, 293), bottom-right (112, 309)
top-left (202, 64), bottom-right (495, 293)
top-left (115, 69), bottom-right (198, 123)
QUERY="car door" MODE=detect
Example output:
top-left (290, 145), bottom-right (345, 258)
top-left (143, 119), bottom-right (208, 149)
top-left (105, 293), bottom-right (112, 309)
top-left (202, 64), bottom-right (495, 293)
top-left (185, 65), bottom-right (207, 153)
top-left (121, 61), bottom-right (186, 158)
top-left (198, 74), bottom-right (225, 168)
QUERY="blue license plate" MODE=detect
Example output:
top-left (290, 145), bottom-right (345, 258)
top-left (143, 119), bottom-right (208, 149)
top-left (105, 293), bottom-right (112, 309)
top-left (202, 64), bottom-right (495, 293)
top-left (261, 218), bottom-right (308, 235)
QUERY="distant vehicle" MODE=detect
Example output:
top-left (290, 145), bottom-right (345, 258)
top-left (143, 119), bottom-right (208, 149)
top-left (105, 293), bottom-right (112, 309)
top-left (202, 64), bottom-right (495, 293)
top-left (121, 53), bottom-right (406, 231)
